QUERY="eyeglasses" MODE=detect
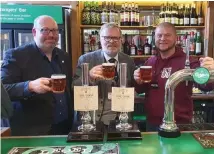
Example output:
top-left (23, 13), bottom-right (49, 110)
top-left (38, 28), bottom-right (59, 35)
top-left (101, 36), bottom-right (121, 42)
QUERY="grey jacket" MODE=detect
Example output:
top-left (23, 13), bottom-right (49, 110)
top-left (73, 50), bottom-right (136, 124)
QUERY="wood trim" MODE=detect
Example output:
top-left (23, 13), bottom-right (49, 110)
top-left (206, 1), bottom-right (214, 58)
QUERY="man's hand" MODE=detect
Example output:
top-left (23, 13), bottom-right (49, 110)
top-left (28, 77), bottom-right (52, 94)
top-left (199, 57), bottom-right (214, 70)
top-left (134, 68), bottom-right (142, 85)
top-left (89, 65), bottom-right (105, 81)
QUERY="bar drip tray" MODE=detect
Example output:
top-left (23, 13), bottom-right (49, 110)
top-left (178, 123), bottom-right (214, 131)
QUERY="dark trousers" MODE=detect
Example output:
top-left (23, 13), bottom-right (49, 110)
top-left (49, 119), bottom-right (71, 135)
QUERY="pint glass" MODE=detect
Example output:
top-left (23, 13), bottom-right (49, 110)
top-left (51, 74), bottom-right (66, 93)
top-left (140, 66), bottom-right (152, 83)
top-left (102, 63), bottom-right (115, 80)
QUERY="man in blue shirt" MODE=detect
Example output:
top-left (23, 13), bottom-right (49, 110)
top-left (1, 15), bottom-right (74, 135)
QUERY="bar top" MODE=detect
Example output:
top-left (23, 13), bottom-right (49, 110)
top-left (2, 131), bottom-right (214, 154)
top-left (135, 94), bottom-right (214, 103)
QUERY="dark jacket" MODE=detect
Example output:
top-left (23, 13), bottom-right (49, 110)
top-left (135, 46), bottom-right (213, 125)
top-left (1, 42), bottom-right (74, 135)
top-left (1, 82), bottom-right (13, 118)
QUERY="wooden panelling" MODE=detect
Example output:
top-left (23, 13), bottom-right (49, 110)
top-left (206, 1), bottom-right (214, 58)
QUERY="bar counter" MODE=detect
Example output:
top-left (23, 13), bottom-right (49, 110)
top-left (2, 131), bottom-right (214, 154)
top-left (135, 94), bottom-right (214, 103)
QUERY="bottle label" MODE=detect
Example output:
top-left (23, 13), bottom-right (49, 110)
top-left (171, 17), bottom-right (176, 24)
top-left (84, 44), bottom-right (89, 53)
top-left (91, 12), bottom-right (97, 24)
top-left (184, 18), bottom-right (190, 25)
top-left (179, 18), bottom-right (184, 25)
top-left (198, 18), bottom-right (204, 24)
top-left (196, 43), bottom-right (202, 54)
top-left (109, 12), bottom-right (115, 23)
top-left (124, 12), bottom-right (129, 22)
top-left (135, 13), bottom-right (139, 22)
top-left (190, 18), bottom-right (197, 25)
top-left (120, 13), bottom-right (124, 22)
top-left (165, 17), bottom-right (171, 23)
top-left (131, 12), bottom-right (136, 22)
top-left (130, 47), bottom-right (136, 55)
top-left (189, 43), bottom-right (195, 53)
top-left (101, 12), bottom-right (108, 23)
top-left (144, 47), bottom-right (150, 55)
top-left (82, 12), bottom-right (91, 25)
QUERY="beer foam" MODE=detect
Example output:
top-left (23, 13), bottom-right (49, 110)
top-left (140, 66), bottom-right (152, 69)
top-left (51, 74), bottom-right (66, 79)
top-left (102, 63), bottom-right (115, 66)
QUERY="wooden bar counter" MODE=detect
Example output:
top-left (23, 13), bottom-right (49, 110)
top-left (1, 131), bottom-right (214, 154)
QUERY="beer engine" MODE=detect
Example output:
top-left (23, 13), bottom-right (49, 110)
top-left (67, 63), bottom-right (104, 142)
top-left (158, 67), bottom-right (214, 138)
top-left (107, 63), bottom-right (142, 141)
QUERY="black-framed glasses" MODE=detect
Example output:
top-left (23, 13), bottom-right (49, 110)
top-left (38, 28), bottom-right (59, 35)
top-left (101, 36), bottom-right (121, 42)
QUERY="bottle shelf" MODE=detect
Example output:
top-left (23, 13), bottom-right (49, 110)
top-left (80, 25), bottom-right (205, 30)
top-left (130, 55), bottom-right (203, 58)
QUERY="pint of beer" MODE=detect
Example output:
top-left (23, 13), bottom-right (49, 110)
top-left (51, 74), bottom-right (66, 93)
top-left (102, 63), bottom-right (115, 80)
top-left (140, 66), bottom-right (152, 83)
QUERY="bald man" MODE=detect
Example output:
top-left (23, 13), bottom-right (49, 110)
top-left (134, 22), bottom-right (214, 131)
top-left (1, 15), bottom-right (74, 135)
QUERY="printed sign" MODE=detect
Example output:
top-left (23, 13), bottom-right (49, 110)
top-left (74, 86), bottom-right (98, 111)
top-left (112, 87), bottom-right (134, 112)
top-left (192, 67), bottom-right (210, 84)
top-left (0, 4), bottom-right (63, 24)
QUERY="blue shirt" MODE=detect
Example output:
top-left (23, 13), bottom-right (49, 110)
top-left (23, 48), bottom-right (68, 124)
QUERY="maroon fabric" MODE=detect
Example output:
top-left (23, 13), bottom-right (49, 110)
top-left (135, 46), bottom-right (201, 125)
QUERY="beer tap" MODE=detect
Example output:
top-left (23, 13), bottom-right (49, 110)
top-left (158, 68), bottom-right (214, 138)
top-left (185, 37), bottom-right (190, 86)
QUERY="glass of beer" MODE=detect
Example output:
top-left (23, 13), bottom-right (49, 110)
top-left (140, 66), bottom-right (152, 83)
top-left (102, 63), bottom-right (115, 80)
top-left (51, 74), bottom-right (66, 93)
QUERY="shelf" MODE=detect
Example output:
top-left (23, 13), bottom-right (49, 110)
top-left (130, 55), bottom-right (203, 58)
top-left (80, 25), bottom-right (205, 30)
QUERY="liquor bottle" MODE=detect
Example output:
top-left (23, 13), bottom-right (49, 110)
top-left (101, 1), bottom-right (108, 24)
top-left (171, 3), bottom-right (176, 25)
top-left (130, 38), bottom-right (137, 55)
top-left (131, 2), bottom-right (136, 26)
top-left (120, 4), bottom-right (125, 26)
top-left (114, 2), bottom-right (119, 24)
top-left (90, 1), bottom-right (97, 25)
top-left (109, 2), bottom-right (115, 23)
top-left (151, 32), bottom-right (157, 55)
top-left (128, 3), bottom-right (132, 26)
top-left (137, 36), bottom-right (143, 55)
top-left (184, 4), bottom-right (190, 26)
top-left (143, 38), bottom-right (151, 55)
top-left (124, 3), bottom-right (129, 26)
top-left (123, 34), bottom-right (130, 55)
top-left (82, 2), bottom-right (91, 25)
top-left (190, 3), bottom-right (197, 26)
top-left (83, 32), bottom-right (90, 54)
top-left (179, 4), bottom-right (184, 26)
top-left (198, 2), bottom-right (204, 26)
top-left (95, 2), bottom-right (101, 25)
top-left (135, 3), bottom-right (140, 26)
top-left (189, 31), bottom-right (195, 55)
top-left (195, 32), bottom-right (202, 55)
top-left (159, 4), bottom-right (164, 24)
top-left (165, 3), bottom-right (171, 23)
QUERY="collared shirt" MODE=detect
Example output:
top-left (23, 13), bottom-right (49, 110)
top-left (103, 51), bottom-right (119, 72)
top-left (24, 47), bottom-right (68, 124)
